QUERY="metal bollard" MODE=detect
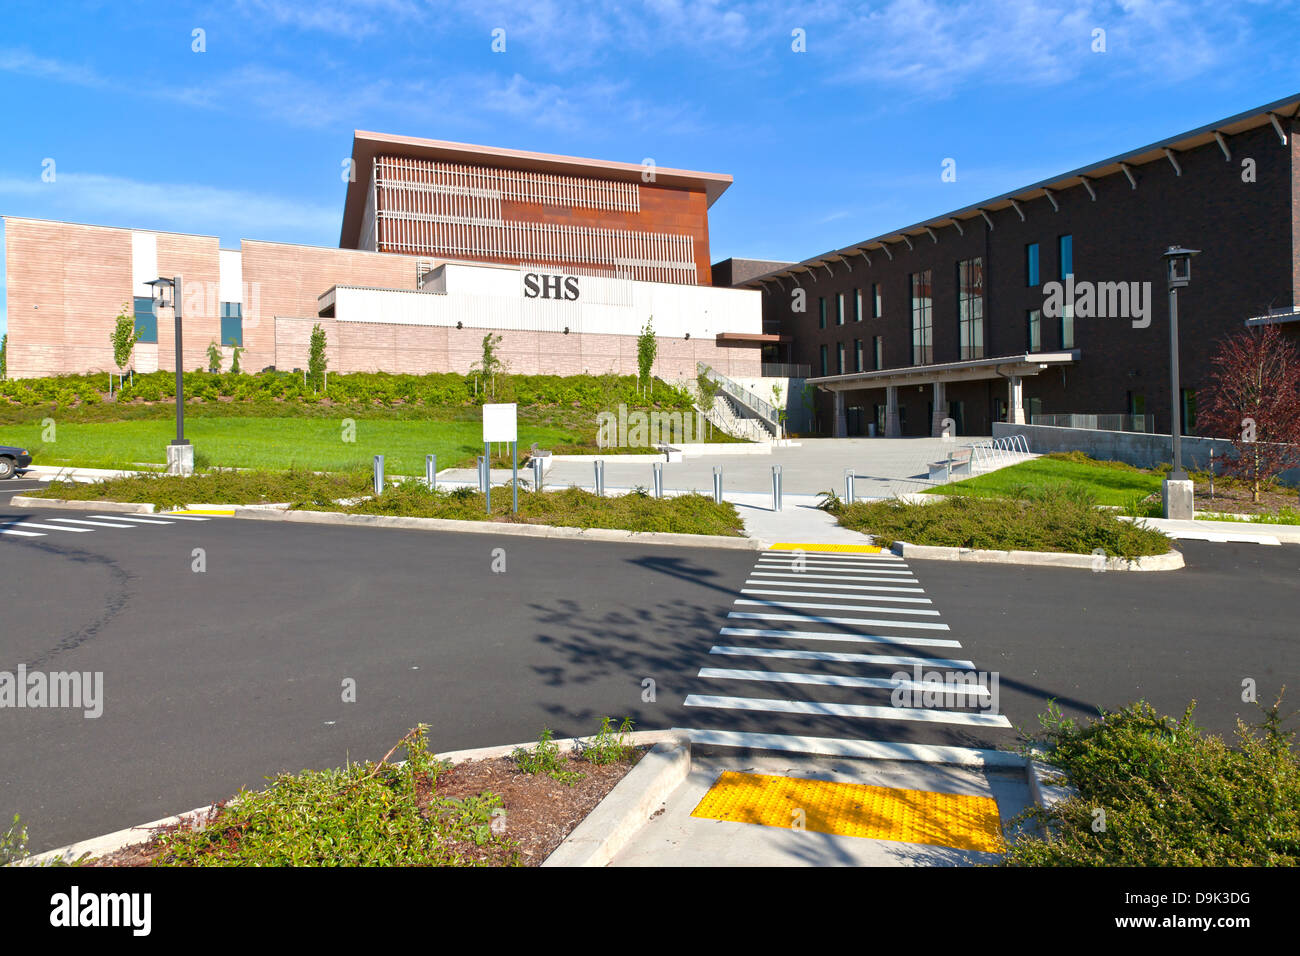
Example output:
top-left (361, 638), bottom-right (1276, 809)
top-left (532, 456), bottom-right (544, 492)
top-left (652, 461), bottom-right (664, 499)
top-left (425, 453), bottom-right (436, 490)
top-left (594, 459), bottom-right (605, 497)
top-left (844, 468), bottom-right (855, 505)
top-left (772, 464), bottom-right (782, 512)
top-left (373, 455), bottom-right (385, 496)
top-left (477, 456), bottom-right (487, 493)
top-left (713, 465), bottom-right (723, 505)
top-left (945, 452), bottom-right (953, 481)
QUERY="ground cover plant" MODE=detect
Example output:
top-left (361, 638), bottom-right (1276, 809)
top-left (1004, 697), bottom-right (1300, 866)
top-left (832, 483), bottom-right (1172, 558)
top-left (30, 468), bottom-right (374, 511)
top-left (931, 451), bottom-right (1164, 506)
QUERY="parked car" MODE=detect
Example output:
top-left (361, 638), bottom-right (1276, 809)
top-left (0, 445), bottom-right (33, 479)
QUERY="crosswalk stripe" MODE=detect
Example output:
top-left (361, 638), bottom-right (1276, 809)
top-left (763, 549), bottom-right (903, 562)
top-left (746, 578), bottom-right (924, 593)
top-left (157, 513), bottom-right (211, 520)
top-left (90, 515), bottom-right (175, 524)
top-left (0, 527), bottom-right (44, 537)
top-left (679, 729), bottom-right (1025, 766)
top-left (709, 645), bottom-right (975, 668)
top-left (758, 559), bottom-right (912, 572)
top-left (719, 627), bottom-right (961, 648)
top-left (697, 667), bottom-right (992, 696)
top-left (742, 588), bottom-right (932, 604)
top-left (750, 571), bottom-right (920, 584)
top-left (729, 611), bottom-right (951, 630)
top-left (48, 518), bottom-right (137, 528)
top-left (735, 599), bottom-right (941, 616)
top-left (683, 694), bottom-right (1012, 726)
top-left (2, 522), bottom-right (93, 532)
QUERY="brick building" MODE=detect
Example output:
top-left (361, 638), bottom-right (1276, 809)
top-left (725, 94), bottom-right (1300, 437)
top-left (2, 134), bottom-right (764, 382)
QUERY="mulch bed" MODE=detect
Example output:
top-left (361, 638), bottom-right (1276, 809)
top-left (1193, 481), bottom-right (1300, 517)
top-left (84, 749), bottom-right (643, 867)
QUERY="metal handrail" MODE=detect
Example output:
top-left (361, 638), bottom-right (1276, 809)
top-left (697, 363), bottom-right (781, 432)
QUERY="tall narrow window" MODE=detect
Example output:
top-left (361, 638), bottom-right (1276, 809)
top-left (1027, 308), bottom-right (1041, 352)
top-left (873, 336), bottom-right (884, 370)
top-left (910, 271), bottom-right (933, 365)
top-left (1061, 305), bottom-right (1075, 349)
top-left (1025, 243), bottom-right (1040, 287)
top-left (1058, 235), bottom-right (1073, 279)
top-left (837, 293), bottom-right (845, 325)
top-left (819, 344), bottom-right (828, 376)
top-left (872, 283), bottom-right (882, 318)
top-left (220, 302), bottom-right (243, 347)
top-left (854, 339), bottom-right (863, 372)
top-left (132, 296), bottom-right (158, 344)
top-left (818, 297), bottom-right (826, 329)
top-left (957, 257), bottom-right (984, 360)
top-left (837, 341), bottom-right (846, 374)
top-left (1181, 388), bottom-right (1197, 433)
top-left (854, 288), bottom-right (862, 322)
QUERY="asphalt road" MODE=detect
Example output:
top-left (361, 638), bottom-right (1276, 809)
top-left (1, 479), bottom-right (1296, 853)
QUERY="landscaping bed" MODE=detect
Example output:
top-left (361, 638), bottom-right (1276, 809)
top-left (28, 468), bottom-right (374, 511)
top-left (931, 451), bottom-right (1163, 507)
top-left (1004, 699), bottom-right (1300, 866)
top-left (830, 485), bottom-right (1172, 558)
top-left (75, 724), bottom-right (643, 867)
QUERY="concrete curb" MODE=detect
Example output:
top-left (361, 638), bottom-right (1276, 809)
top-left (1025, 754), bottom-right (1080, 841)
top-left (889, 540), bottom-right (1185, 571)
top-left (18, 730), bottom-right (685, 866)
top-left (542, 733), bottom-right (692, 867)
top-left (231, 506), bottom-right (763, 550)
top-left (9, 496), bottom-right (157, 513)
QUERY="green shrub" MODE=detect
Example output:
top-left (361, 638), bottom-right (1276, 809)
top-left (511, 729), bottom-right (585, 785)
top-left (1004, 698), bottom-right (1300, 866)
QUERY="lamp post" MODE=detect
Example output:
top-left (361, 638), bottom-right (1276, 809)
top-left (1161, 246), bottom-right (1199, 519)
top-left (146, 275), bottom-right (193, 476)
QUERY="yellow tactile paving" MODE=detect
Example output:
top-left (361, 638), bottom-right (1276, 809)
top-left (691, 771), bottom-right (1004, 852)
top-left (770, 542), bottom-right (884, 554)
top-left (164, 509), bottom-right (234, 516)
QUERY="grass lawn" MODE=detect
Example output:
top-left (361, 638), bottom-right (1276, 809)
top-left (5, 416), bottom-right (586, 473)
top-left (930, 452), bottom-right (1164, 507)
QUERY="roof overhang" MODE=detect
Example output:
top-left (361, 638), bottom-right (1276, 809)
top-left (1245, 307), bottom-right (1300, 327)
top-left (715, 331), bottom-right (789, 344)
top-left (739, 93), bottom-right (1300, 290)
top-left (809, 351), bottom-right (1079, 390)
top-left (340, 130), bottom-right (734, 248)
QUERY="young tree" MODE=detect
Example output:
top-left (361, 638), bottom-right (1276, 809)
top-left (636, 316), bottom-right (658, 399)
top-left (230, 345), bottom-right (243, 375)
top-left (109, 304), bottom-right (137, 376)
top-left (0, 334), bottom-right (7, 380)
top-left (472, 332), bottom-right (505, 398)
top-left (206, 340), bottom-right (223, 373)
top-left (771, 382), bottom-right (786, 439)
top-left (307, 323), bottom-right (328, 391)
top-left (1199, 323), bottom-right (1300, 502)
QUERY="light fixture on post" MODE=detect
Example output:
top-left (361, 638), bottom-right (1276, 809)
top-left (145, 275), bottom-right (193, 476)
top-left (1160, 245), bottom-right (1200, 519)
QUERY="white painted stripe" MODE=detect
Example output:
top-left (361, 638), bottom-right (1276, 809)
top-left (678, 729), bottom-right (1025, 766)
top-left (48, 518), bottom-right (137, 529)
top-left (742, 588), bottom-right (932, 604)
top-left (729, 611), bottom-right (950, 631)
top-left (90, 515), bottom-right (175, 524)
top-left (719, 626), bottom-right (961, 648)
top-left (758, 560), bottom-right (913, 573)
top-left (697, 667), bottom-right (991, 697)
top-left (157, 514), bottom-right (211, 520)
top-left (0, 528), bottom-right (44, 537)
top-left (750, 571), bottom-right (919, 584)
top-left (745, 579), bottom-right (925, 594)
top-left (735, 599), bottom-right (940, 617)
top-left (709, 645), bottom-right (974, 668)
top-left (683, 694), bottom-right (1012, 727)
top-left (3, 522), bottom-right (93, 532)
top-left (763, 550), bottom-right (903, 562)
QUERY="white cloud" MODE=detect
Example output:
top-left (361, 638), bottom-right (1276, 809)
top-left (230, 0), bottom-right (426, 38)
top-left (0, 172), bottom-right (338, 241)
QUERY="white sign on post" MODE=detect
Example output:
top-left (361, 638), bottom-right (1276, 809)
top-left (483, 403), bottom-right (518, 443)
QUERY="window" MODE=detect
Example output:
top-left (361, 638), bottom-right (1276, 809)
top-left (956, 257), bottom-right (984, 360)
top-left (854, 339), bottom-right (863, 372)
top-left (1027, 309), bottom-right (1041, 352)
top-left (1058, 235), bottom-right (1073, 279)
top-left (220, 302), bottom-right (243, 347)
top-left (132, 296), bottom-right (158, 344)
top-left (873, 336), bottom-right (884, 370)
top-left (872, 284), bottom-right (882, 318)
top-left (1128, 391), bottom-right (1146, 418)
top-left (1028, 396), bottom-right (1043, 423)
top-left (1026, 243), bottom-right (1040, 287)
top-left (836, 293), bottom-right (845, 325)
top-left (910, 271), bottom-right (933, 365)
top-left (837, 341), bottom-right (846, 374)
top-left (1061, 305), bottom-right (1075, 349)
top-left (854, 289), bottom-right (863, 322)
top-left (1181, 388), bottom-right (1197, 433)
top-left (818, 297), bottom-right (826, 329)
top-left (819, 344), bottom-right (828, 376)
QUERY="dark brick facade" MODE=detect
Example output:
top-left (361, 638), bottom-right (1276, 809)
top-left (750, 118), bottom-right (1300, 436)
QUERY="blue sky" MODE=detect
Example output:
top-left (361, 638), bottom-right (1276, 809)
top-left (2, 0), bottom-right (1298, 336)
